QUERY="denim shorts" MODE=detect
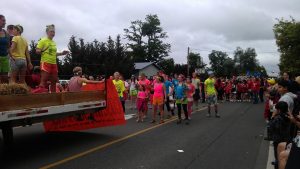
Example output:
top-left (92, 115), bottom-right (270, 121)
top-left (10, 58), bottom-right (27, 72)
top-left (207, 95), bottom-right (217, 105)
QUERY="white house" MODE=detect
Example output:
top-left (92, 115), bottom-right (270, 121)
top-left (134, 62), bottom-right (161, 78)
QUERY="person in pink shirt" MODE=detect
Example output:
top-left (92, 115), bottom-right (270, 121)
top-left (186, 77), bottom-right (195, 119)
top-left (68, 66), bottom-right (104, 92)
top-left (151, 76), bottom-right (166, 124)
top-left (138, 73), bottom-right (151, 117)
top-left (136, 85), bottom-right (148, 122)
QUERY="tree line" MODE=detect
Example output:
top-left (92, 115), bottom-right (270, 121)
top-left (28, 14), bottom-right (298, 79)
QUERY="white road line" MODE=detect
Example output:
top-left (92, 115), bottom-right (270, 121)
top-left (125, 114), bottom-right (136, 120)
top-left (266, 142), bottom-right (274, 169)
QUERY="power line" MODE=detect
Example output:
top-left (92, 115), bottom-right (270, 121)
top-left (189, 48), bottom-right (279, 54)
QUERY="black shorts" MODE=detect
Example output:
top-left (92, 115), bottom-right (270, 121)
top-left (193, 89), bottom-right (200, 100)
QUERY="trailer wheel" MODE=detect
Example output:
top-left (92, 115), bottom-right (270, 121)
top-left (2, 126), bottom-right (13, 145)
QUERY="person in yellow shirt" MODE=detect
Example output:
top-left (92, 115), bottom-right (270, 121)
top-left (113, 72), bottom-right (126, 113)
top-left (36, 24), bottom-right (69, 92)
top-left (9, 25), bottom-right (33, 84)
top-left (204, 71), bottom-right (220, 118)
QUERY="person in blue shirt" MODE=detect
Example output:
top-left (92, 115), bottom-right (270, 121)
top-left (174, 74), bottom-right (189, 125)
top-left (164, 75), bottom-right (174, 117)
top-left (172, 73), bottom-right (179, 87)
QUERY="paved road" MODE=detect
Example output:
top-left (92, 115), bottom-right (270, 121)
top-left (0, 102), bottom-right (269, 169)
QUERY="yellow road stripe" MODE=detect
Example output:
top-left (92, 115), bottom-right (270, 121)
top-left (40, 107), bottom-right (207, 169)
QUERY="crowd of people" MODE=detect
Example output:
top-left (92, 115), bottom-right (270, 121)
top-left (110, 71), bottom-right (283, 125)
top-left (263, 72), bottom-right (300, 169)
top-left (2, 14), bottom-right (300, 169)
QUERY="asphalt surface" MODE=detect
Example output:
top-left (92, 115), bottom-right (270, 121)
top-left (0, 101), bottom-right (269, 169)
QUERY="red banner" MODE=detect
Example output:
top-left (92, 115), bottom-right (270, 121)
top-left (43, 80), bottom-right (126, 132)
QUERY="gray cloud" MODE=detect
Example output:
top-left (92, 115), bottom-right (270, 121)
top-left (2, 0), bottom-right (300, 74)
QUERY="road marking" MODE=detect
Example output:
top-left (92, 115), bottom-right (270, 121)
top-left (40, 107), bottom-right (207, 169)
top-left (266, 142), bottom-right (274, 169)
top-left (125, 114), bottom-right (135, 120)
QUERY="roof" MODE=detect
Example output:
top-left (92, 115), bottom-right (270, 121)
top-left (134, 62), bottom-right (161, 70)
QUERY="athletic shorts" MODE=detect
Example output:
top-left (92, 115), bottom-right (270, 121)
top-left (152, 96), bottom-right (164, 105)
top-left (193, 89), bottom-right (200, 100)
top-left (0, 56), bottom-right (10, 73)
top-left (41, 62), bottom-right (58, 74)
top-left (130, 89), bottom-right (138, 96)
top-left (10, 58), bottom-right (27, 72)
top-left (176, 98), bottom-right (188, 104)
top-left (207, 95), bottom-right (217, 105)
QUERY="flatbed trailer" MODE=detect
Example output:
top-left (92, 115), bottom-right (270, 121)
top-left (0, 90), bottom-right (106, 145)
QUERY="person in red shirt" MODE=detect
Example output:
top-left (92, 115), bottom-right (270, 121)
top-left (241, 80), bottom-right (248, 102)
top-left (252, 77), bottom-right (260, 104)
top-left (224, 80), bottom-right (232, 101)
top-left (25, 66), bottom-right (41, 89)
top-left (215, 78), bottom-right (225, 101)
top-left (247, 78), bottom-right (253, 102)
top-left (236, 81), bottom-right (243, 102)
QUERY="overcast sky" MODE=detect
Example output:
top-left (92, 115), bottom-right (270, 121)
top-left (2, 0), bottom-right (300, 73)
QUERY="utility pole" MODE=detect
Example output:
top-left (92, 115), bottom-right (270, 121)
top-left (187, 47), bottom-right (190, 76)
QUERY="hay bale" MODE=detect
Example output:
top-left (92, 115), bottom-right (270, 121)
top-left (0, 83), bottom-right (29, 95)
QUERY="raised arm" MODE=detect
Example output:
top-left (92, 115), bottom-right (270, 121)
top-left (25, 46), bottom-right (33, 70)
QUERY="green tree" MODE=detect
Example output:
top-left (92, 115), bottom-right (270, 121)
top-left (142, 14), bottom-right (171, 63)
top-left (174, 64), bottom-right (188, 76)
top-left (208, 50), bottom-right (228, 77)
top-left (223, 57), bottom-right (236, 77)
top-left (188, 52), bottom-right (204, 75)
top-left (124, 20), bottom-right (146, 62)
top-left (116, 35), bottom-right (135, 78)
top-left (233, 47), bottom-right (259, 74)
top-left (28, 40), bottom-right (40, 67)
top-left (157, 58), bottom-right (175, 75)
top-left (273, 17), bottom-right (300, 76)
top-left (60, 35), bottom-right (134, 79)
top-left (124, 14), bottom-right (170, 63)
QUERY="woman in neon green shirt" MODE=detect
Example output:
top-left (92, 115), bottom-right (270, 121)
top-left (36, 24), bottom-right (69, 92)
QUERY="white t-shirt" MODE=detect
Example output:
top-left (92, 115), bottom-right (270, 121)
top-left (192, 78), bottom-right (200, 89)
top-left (279, 92), bottom-right (296, 112)
top-left (130, 81), bottom-right (137, 91)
